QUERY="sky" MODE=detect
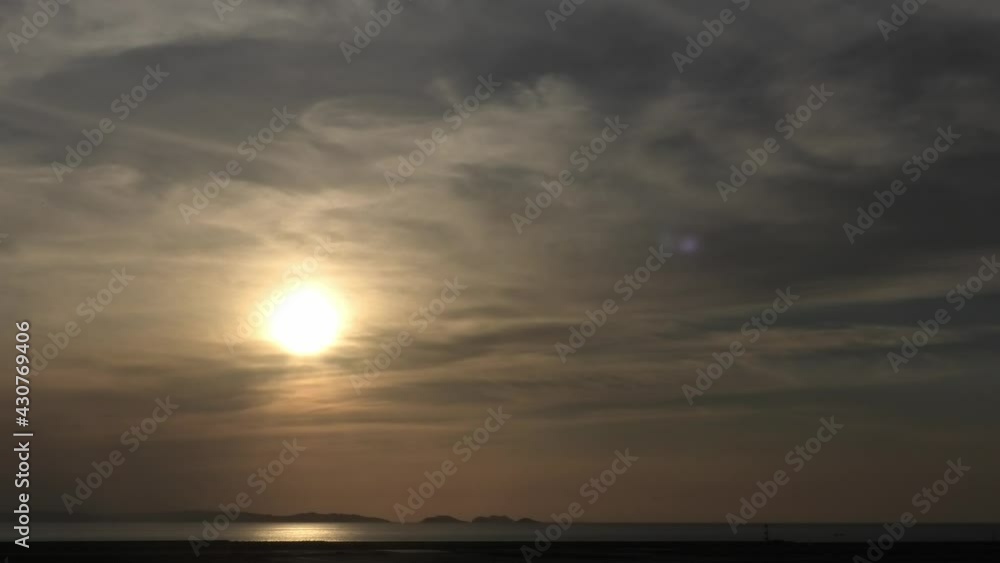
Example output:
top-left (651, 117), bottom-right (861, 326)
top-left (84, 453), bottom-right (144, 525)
top-left (0, 0), bottom-right (998, 524)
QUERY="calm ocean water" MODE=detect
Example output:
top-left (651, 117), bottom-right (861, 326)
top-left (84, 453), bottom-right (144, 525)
top-left (24, 522), bottom-right (1000, 542)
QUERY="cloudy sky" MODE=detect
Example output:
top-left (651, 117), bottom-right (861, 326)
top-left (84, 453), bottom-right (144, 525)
top-left (1, 0), bottom-right (998, 523)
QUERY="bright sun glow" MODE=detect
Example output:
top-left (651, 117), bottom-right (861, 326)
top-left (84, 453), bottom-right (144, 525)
top-left (269, 287), bottom-right (343, 355)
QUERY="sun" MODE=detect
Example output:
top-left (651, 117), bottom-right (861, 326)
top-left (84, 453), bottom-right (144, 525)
top-left (269, 286), bottom-right (344, 355)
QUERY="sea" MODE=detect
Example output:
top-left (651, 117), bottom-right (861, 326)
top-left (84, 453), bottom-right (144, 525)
top-left (22, 522), bottom-right (1000, 543)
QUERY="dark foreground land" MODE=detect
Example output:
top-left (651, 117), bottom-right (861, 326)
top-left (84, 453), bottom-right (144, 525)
top-left (8, 541), bottom-right (1000, 563)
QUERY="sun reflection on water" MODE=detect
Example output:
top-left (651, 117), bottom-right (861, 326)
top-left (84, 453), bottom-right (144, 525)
top-left (245, 523), bottom-right (359, 542)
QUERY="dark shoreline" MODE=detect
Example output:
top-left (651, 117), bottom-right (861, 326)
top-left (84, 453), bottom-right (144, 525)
top-left (11, 541), bottom-right (1000, 562)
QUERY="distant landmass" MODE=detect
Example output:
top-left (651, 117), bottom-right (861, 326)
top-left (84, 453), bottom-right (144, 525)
top-left (421, 515), bottom-right (465, 523)
top-left (42, 511), bottom-right (538, 524)
top-left (240, 512), bottom-right (391, 523)
top-left (41, 511), bottom-right (390, 523)
top-left (471, 515), bottom-right (539, 524)
top-left (421, 514), bottom-right (538, 524)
